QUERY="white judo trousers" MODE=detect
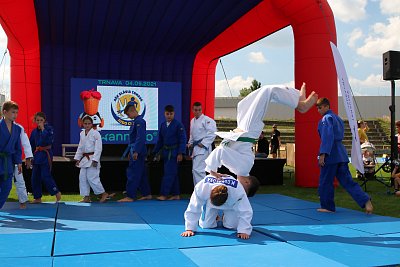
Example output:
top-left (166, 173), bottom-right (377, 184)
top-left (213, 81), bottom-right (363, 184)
top-left (14, 124), bottom-right (33, 203)
top-left (74, 129), bottom-right (105, 196)
top-left (184, 175), bottom-right (253, 235)
top-left (205, 85), bottom-right (300, 176)
top-left (188, 114), bottom-right (217, 185)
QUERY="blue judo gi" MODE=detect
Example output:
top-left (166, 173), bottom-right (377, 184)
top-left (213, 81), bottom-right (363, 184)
top-left (30, 124), bottom-right (59, 199)
top-left (153, 119), bottom-right (186, 196)
top-left (318, 110), bottom-right (369, 211)
top-left (124, 115), bottom-right (151, 199)
top-left (0, 119), bottom-right (22, 208)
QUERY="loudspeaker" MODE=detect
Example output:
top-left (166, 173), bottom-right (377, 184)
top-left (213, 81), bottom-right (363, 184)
top-left (383, 50), bottom-right (400, 80)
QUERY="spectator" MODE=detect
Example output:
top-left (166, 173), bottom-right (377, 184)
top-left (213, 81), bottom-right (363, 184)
top-left (255, 131), bottom-right (269, 158)
top-left (270, 124), bottom-right (281, 158)
top-left (357, 120), bottom-right (369, 144)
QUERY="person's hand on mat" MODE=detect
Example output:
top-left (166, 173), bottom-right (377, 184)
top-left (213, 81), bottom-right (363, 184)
top-left (133, 152), bottom-right (138, 161)
top-left (181, 230), bottom-right (195, 237)
top-left (237, 233), bottom-right (250, 239)
top-left (17, 164), bottom-right (22, 174)
top-left (318, 154), bottom-right (326, 167)
top-left (177, 153), bottom-right (183, 162)
top-left (92, 161), bottom-right (98, 167)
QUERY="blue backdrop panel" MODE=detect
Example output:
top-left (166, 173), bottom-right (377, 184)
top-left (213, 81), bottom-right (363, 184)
top-left (256, 224), bottom-right (400, 267)
top-left (181, 243), bottom-right (345, 267)
top-left (33, 0), bottom-right (262, 154)
top-left (53, 249), bottom-right (197, 267)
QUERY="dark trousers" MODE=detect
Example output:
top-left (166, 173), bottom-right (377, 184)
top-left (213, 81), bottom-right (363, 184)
top-left (31, 162), bottom-right (59, 199)
top-left (126, 155), bottom-right (151, 199)
top-left (319, 162), bottom-right (370, 211)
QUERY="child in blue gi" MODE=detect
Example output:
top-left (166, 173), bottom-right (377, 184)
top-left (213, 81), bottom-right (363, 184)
top-left (0, 101), bottom-right (22, 209)
top-left (316, 98), bottom-right (373, 213)
top-left (30, 112), bottom-right (61, 203)
top-left (119, 98), bottom-right (152, 202)
top-left (153, 105), bottom-right (186, 201)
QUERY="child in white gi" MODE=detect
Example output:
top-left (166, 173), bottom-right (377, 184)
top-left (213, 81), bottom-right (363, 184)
top-left (74, 116), bottom-right (109, 203)
top-left (13, 123), bottom-right (33, 209)
top-left (181, 175), bottom-right (259, 240)
top-left (205, 83), bottom-right (317, 179)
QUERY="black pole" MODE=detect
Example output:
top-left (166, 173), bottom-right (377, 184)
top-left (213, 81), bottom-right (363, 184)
top-left (391, 80), bottom-right (397, 160)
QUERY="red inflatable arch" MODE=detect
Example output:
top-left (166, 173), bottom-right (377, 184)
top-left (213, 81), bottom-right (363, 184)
top-left (0, 0), bottom-right (41, 134)
top-left (191, 0), bottom-right (337, 187)
top-left (2, 0), bottom-right (337, 187)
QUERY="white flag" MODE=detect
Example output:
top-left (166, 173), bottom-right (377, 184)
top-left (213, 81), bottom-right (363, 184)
top-left (330, 42), bottom-right (364, 173)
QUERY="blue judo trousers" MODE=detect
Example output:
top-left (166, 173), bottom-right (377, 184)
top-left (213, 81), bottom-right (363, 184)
top-left (153, 119), bottom-right (186, 196)
top-left (318, 110), bottom-right (370, 211)
top-left (124, 115), bottom-right (151, 199)
top-left (0, 119), bottom-right (22, 208)
top-left (30, 124), bottom-right (59, 199)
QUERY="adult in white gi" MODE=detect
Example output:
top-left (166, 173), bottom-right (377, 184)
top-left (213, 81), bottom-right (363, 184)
top-left (13, 123), bottom-right (33, 209)
top-left (181, 175), bottom-right (256, 240)
top-left (187, 102), bottom-right (217, 185)
top-left (205, 83), bottom-right (317, 178)
top-left (74, 116), bottom-right (108, 202)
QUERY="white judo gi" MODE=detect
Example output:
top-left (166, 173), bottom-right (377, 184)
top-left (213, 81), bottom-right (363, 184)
top-left (13, 124), bottom-right (33, 203)
top-left (188, 114), bottom-right (217, 185)
top-left (184, 175), bottom-right (253, 235)
top-left (205, 85), bottom-right (300, 176)
top-left (74, 128), bottom-right (105, 196)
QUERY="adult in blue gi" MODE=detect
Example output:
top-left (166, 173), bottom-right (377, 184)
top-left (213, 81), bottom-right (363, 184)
top-left (30, 112), bottom-right (61, 203)
top-left (0, 101), bottom-right (22, 209)
top-left (316, 98), bottom-right (373, 213)
top-left (153, 105), bottom-right (186, 201)
top-left (119, 98), bottom-right (152, 202)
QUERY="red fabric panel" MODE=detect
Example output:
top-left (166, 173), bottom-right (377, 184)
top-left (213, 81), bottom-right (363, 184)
top-left (0, 0), bottom-right (41, 135)
top-left (191, 0), bottom-right (337, 187)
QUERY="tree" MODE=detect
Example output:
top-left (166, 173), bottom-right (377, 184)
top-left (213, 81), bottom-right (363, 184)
top-left (239, 79), bottom-right (261, 97)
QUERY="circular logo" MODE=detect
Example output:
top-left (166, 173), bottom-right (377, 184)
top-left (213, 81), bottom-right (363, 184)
top-left (111, 90), bottom-right (146, 126)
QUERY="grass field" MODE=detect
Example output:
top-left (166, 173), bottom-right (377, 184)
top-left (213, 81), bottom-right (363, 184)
top-left (6, 163), bottom-right (399, 218)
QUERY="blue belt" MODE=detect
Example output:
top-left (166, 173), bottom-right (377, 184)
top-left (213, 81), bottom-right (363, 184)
top-left (189, 139), bottom-right (208, 156)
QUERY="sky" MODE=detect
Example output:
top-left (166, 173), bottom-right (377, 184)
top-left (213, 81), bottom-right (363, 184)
top-left (1, 0), bottom-right (400, 99)
top-left (215, 0), bottom-right (400, 97)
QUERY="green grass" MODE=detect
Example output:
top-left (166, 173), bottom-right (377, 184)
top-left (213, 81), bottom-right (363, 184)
top-left (7, 163), bottom-right (399, 218)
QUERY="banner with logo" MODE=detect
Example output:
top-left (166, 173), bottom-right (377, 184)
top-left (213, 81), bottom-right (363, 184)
top-left (70, 78), bottom-right (182, 144)
top-left (330, 42), bottom-right (364, 173)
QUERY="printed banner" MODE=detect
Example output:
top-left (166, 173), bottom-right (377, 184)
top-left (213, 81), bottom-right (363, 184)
top-left (330, 42), bottom-right (364, 173)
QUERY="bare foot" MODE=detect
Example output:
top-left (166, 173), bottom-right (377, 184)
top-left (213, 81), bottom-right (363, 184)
top-left (395, 191), bottom-right (400, 197)
top-left (299, 82), bottom-right (306, 101)
top-left (55, 192), bottom-right (62, 202)
top-left (99, 193), bottom-right (109, 203)
top-left (138, 195), bottom-right (152, 200)
top-left (118, 197), bottom-right (135, 202)
top-left (168, 195), bottom-right (180, 200)
top-left (157, 195), bottom-right (168, 201)
top-left (365, 200), bottom-right (373, 214)
top-left (317, 208), bottom-right (334, 213)
top-left (31, 198), bottom-right (42, 204)
top-left (19, 202), bottom-right (27, 209)
top-left (296, 91), bottom-right (318, 113)
top-left (79, 196), bottom-right (91, 203)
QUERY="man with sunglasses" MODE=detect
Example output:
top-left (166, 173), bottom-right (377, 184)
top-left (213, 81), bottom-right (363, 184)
top-left (316, 97), bottom-right (373, 214)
